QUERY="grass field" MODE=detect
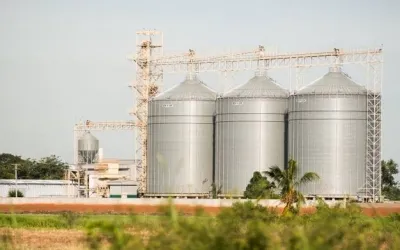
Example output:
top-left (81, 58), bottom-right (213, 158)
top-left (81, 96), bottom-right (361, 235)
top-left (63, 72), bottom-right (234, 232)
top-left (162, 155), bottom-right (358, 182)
top-left (0, 214), bottom-right (160, 250)
top-left (0, 213), bottom-right (164, 229)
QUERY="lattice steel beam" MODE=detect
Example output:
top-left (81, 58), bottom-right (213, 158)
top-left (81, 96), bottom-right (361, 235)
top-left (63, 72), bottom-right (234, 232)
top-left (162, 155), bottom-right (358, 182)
top-left (365, 62), bottom-right (382, 201)
top-left (147, 48), bottom-right (382, 73)
top-left (74, 120), bottom-right (137, 131)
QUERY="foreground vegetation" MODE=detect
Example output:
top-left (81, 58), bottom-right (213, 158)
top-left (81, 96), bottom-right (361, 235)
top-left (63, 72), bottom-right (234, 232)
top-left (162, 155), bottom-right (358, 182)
top-left (1, 201), bottom-right (400, 249)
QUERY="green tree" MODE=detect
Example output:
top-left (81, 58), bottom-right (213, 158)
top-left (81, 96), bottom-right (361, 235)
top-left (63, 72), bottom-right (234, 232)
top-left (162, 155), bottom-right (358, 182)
top-left (264, 159), bottom-right (319, 216)
top-left (0, 154), bottom-right (27, 179)
top-left (244, 171), bottom-right (275, 199)
top-left (382, 159), bottom-right (400, 200)
top-left (0, 153), bottom-right (68, 180)
top-left (28, 155), bottom-right (69, 180)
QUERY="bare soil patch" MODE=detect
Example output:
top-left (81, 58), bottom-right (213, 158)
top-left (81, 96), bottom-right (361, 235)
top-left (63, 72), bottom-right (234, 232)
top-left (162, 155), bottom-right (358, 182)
top-left (0, 228), bottom-right (86, 250)
top-left (0, 204), bottom-right (221, 215)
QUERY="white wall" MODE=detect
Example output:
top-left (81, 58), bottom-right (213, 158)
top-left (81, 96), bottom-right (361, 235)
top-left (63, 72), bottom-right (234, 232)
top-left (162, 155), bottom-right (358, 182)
top-left (0, 183), bottom-right (78, 198)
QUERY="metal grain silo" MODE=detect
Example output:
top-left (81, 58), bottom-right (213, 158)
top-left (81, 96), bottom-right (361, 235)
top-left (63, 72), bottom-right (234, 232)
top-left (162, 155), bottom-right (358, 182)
top-left (147, 75), bottom-right (216, 196)
top-left (289, 67), bottom-right (367, 198)
top-left (78, 131), bottom-right (99, 164)
top-left (215, 72), bottom-right (289, 196)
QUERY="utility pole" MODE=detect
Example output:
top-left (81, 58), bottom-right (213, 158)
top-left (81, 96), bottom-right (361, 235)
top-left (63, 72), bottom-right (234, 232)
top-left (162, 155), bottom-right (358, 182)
top-left (13, 164), bottom-right (19, 198)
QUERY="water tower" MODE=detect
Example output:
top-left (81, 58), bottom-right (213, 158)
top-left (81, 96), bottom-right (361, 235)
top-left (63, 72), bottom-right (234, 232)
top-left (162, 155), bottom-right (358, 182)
top-left (78, 131), bottom-right (99, 164)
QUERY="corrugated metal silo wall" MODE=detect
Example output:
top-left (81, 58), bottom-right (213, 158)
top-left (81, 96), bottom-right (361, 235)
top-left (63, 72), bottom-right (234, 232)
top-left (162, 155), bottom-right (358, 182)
top-left (289, 94), bottom-right (367, 197)
top-left (147, 99), bottom-right (215, 194)
top-left (215, 97), bottom-right (288, 196)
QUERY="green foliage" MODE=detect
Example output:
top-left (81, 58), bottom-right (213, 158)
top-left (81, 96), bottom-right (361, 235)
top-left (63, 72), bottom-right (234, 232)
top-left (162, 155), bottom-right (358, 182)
top-left (210, 182), bottom-right (222, 199)
top-left (83, 201), bottom-right (400, 250)
top-left (7, 190), bottom-right (23, 198)
top-left (243, 171), bottom-right (276, 199)
top-left (264, 159), bottom-right (320, 215)
top-left (382, 159), bottom-right (398, 187)
top-left (60, 211), bottom-right (81, 229)
top-left (0, 213), bottom-right (166, 229)
top-left (219, 201), bottom-right (278, 224)
top-left (0, 153), bottom-right (68, 180)
top-left (383, 186), bottom-right (400, 201)
top-left (382, 159), bottom-right (400, 200)
top-left (86, 220), bottom-right (144, 250)
top-left (0, 214), bottom-right (67, 228)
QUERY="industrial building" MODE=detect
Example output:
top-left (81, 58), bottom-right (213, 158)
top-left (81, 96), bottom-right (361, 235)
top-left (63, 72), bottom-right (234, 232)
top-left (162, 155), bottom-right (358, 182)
top-left (67, 131), bottom-right (138, 198)
top-left (72, 30), bottom-right (383, 202)
top-left (0, 179), bottom-right (78, 198)
top-left (109, 180), bottom-right (138, 198)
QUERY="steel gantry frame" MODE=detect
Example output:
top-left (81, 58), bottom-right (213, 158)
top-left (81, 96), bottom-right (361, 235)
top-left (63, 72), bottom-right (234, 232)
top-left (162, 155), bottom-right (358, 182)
top-left (133, 42), bottom-right (383, 201)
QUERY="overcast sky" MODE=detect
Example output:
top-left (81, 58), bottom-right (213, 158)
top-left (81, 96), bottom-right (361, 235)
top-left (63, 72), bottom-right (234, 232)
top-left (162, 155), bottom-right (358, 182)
top-left (0, 0), bottom-right (398, 165)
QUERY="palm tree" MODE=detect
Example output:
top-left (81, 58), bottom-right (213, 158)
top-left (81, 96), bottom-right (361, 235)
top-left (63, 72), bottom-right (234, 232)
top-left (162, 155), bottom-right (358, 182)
top-left (264, 159), bottom-right (320, 215)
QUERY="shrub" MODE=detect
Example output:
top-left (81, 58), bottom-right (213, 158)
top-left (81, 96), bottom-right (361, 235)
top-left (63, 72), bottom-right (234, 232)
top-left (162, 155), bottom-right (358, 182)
top-left (7, 190), bottom-right (23, 198)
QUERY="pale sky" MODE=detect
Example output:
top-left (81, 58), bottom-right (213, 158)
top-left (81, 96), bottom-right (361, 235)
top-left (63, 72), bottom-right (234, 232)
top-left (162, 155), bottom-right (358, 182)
top-left (0, 0), bottom-right (398, 165)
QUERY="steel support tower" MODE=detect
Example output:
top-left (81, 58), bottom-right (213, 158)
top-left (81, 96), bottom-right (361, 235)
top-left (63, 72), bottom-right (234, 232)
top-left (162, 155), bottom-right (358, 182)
top-left (366, 62), bottom-right (382, 201)
top-left (129, 30), bottom-right (163, 195)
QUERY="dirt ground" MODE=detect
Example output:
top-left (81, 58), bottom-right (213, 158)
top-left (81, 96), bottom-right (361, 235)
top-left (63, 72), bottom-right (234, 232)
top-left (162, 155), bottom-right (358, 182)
top-left (0, 203), bottom-right (399, 216)
top-left (0, 228), bottom-right (86, 250)
top-left (0, 204), bottom-right (221, 215)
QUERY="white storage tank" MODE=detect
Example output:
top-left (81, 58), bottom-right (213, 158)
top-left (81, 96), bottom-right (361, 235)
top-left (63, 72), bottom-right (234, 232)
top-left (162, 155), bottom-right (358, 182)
top-left (147, 75), bottom-right (217, 196)
top-left (78, 131), bottom-right (99, 164)
top-left (289, 67), bottom-right (367, 197)
top-left (215, 72), bottom-right (289, 196)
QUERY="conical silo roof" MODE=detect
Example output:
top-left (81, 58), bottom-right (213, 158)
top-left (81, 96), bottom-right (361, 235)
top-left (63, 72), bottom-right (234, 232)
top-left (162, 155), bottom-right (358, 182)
top-left (78, 131), bottom-right (99, 151)
top-left (223, 73), bottom-right (289, 98)
top-left (297, 67), bottom-right (367, 95)
top-left (153, 75), bottom-right (217, 101)
top-left (80, 131), bottom-right (98, 141)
